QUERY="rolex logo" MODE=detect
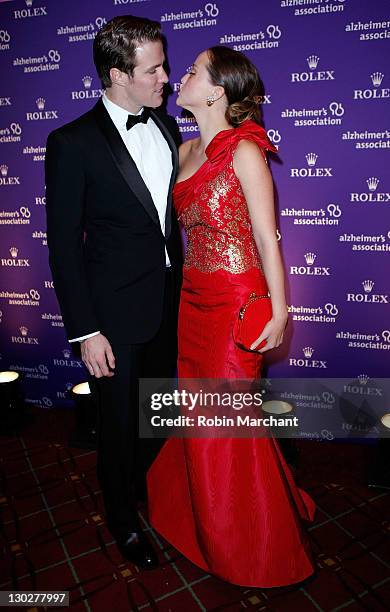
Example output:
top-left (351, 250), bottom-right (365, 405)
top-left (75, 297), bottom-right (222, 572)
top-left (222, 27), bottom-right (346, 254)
top-left (291, 56), bottom-right (334, 83)
top-left (82, 75), bottom-right (92, 89)
top-left (14, 0), bottom-right (47, 20)
top-left (358, 374), bottom-right (369, 385)
top-left (366, 177), bottom-right (379, 192)
top-left (303, 347), bottom-right (314, 358)
top-left (27, 98), bottom-right (58, 121)
top-left (362, 280), bottom-right (374, 293)
top-left (371, 72), bottom-right (384, 87)
top-left (12, 325), bottom-right (38, 344)
top-left (304, 252), bottom-right (316, 265)
top-left (290, 253), bottom-right (330, 276)
top-left (0, 165), bottom-right (8, 177)
top-left (71, 77), bottom-right (103, 102)
top-left (306, 153), bottom-right (318, 167)
top-left (36, 97), bottom-right (45, 110)
top-left (347, 280), bottom-right (388, 304)
top-left (291, 153), bottom-right (332, 178)
top-left (53, 348), bottom-right (83, 368)
top-left (1, 247), bottom-right (29, 266)
top-left (350, 177), bottom-right (389, 203)
top-left (307, 55), bottom-right (319, 70)
top-left (289, 345), bottom-right (326, 369)
top-left (354, 73), bottom-right (388, 100)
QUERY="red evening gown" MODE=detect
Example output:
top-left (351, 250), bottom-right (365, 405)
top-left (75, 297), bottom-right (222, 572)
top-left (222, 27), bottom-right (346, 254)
top-left (147, 121), bottom-right (316, 587)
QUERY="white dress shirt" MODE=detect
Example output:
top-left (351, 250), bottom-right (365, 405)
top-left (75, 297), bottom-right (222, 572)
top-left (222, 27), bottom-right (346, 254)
top-left (69, 93), bottom-right (173, 343)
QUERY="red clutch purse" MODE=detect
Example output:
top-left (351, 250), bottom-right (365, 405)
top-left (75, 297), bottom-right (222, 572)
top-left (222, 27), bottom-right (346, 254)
top-left (233, 292), bottom-right (272, 351)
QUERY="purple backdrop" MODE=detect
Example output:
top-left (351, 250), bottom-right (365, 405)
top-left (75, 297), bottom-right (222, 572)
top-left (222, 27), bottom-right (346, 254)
top-left (0, 0), bottom-right (389, 409)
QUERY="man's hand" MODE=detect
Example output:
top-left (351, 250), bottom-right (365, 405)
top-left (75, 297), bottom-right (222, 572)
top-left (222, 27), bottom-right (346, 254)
top-left (81, 333), bottom-right (115, 378)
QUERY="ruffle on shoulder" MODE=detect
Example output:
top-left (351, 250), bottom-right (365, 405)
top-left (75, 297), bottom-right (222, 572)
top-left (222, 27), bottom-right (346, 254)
top-left (205, 120), bottom-right (278, 165)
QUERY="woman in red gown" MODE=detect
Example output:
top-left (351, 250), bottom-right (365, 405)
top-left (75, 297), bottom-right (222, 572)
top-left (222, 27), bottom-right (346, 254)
top-left (147, 46), bottom-right (316, 587)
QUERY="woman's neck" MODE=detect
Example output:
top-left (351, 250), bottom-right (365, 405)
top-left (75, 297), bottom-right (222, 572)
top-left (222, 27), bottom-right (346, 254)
top-left (191, 111), bottom-right (232, 152)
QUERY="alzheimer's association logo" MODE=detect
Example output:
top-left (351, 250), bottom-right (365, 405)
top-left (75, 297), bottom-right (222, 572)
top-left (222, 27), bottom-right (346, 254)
top-left (267, 129), bottom-right (281, 146)
top-left (0, 122), bottom-right (22, 144)
top-left (160, 3), bottom-right (220, 30)
top-left (0, 29), bottom-right (11, 51)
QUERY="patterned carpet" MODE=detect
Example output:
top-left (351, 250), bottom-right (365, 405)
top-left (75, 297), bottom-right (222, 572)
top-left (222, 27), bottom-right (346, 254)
top-left (0, 407), bottom-right (389, 611)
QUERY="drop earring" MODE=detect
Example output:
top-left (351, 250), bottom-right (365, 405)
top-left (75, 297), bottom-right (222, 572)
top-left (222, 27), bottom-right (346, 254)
top-left (206, 95), bottom-right (215, 107)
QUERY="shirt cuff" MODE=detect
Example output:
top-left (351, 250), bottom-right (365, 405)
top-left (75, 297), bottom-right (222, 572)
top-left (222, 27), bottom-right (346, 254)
top-left (69, 331), bottom-right (100, 343)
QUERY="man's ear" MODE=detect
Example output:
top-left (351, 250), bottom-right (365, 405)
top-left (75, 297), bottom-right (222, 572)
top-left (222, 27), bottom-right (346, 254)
top-left (109, 67), bottom-right (128, 86)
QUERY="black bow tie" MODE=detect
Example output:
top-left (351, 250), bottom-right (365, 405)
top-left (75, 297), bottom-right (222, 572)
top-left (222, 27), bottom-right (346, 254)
top-left (126, 108), bottom-right (150, 130)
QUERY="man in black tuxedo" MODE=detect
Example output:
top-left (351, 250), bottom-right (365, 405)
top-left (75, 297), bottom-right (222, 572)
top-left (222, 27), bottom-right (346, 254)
top-left (45, 15), bottom-right (182, 569)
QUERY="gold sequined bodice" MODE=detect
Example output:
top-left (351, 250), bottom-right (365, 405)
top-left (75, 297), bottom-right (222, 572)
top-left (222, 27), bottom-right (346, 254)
top-left (175, 161), bottom-right (262, 274)
top-left (173, 121), bottom-right (277, 275)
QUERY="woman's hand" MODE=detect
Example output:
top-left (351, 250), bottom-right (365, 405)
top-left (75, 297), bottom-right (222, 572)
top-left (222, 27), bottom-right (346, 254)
top-left (250, 313), bottom-right (288, 353)
top-left (234, 141), bottom-right (289, 355)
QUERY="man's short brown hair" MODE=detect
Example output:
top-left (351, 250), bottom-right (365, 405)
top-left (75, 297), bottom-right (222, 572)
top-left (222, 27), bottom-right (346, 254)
top-left (93, 15), bottom-right (163, 88)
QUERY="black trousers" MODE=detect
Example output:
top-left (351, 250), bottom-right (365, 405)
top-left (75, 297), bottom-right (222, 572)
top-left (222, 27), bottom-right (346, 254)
top-left (90, 270), bottom-right (178, 539)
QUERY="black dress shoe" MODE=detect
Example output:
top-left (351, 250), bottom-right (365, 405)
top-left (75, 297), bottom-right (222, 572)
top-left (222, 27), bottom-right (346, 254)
top-left (116, 530), bottom-right (158, 570)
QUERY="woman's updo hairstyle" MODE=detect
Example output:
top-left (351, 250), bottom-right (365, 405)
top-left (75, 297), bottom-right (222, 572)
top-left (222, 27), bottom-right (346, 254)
top-left (206, 45), bottom-right (264, 127)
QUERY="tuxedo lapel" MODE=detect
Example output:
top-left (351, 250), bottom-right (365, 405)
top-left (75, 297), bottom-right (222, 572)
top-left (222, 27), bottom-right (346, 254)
top-left (149, 110), bottom-right (179, 240)
top-left (93, 99), bottom-right (160, 228)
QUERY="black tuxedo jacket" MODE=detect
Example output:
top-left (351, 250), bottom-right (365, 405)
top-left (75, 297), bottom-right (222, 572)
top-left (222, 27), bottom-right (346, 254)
top-left (45, 99), bottom-right (183, 345)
